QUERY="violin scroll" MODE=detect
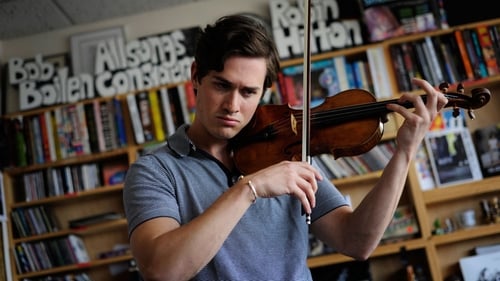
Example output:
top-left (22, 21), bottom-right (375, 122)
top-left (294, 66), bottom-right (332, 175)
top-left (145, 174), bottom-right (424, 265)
top-left (438, 82), bottom-right (491, 120)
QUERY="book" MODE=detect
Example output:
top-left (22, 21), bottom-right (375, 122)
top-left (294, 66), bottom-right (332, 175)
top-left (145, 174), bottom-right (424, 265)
top-left (136, 91), bottom-right (155, 142)
top-left (389, 44), bottom-right (412, 92)
top-left (476, 25), bottom-right (500, 76)
top-left (469, 28), bottom-right (489, 78)
top-left (413, 143), bottom-right (436, 190)
top-left (66, 234), bottom-right (90, 263)
top-left (359, 0), bottom-right (439, 42)
top-left (366, 46), bottom-right (392, 99)
top-left (112, 97), bottom-right (128, 147)
top-left (92, 99), bottom-right (107, 152)
top-left (148, 89), bottom-right (166, 142)
top-left (473, 123), bottom-right (500, 177)
top-left (158, 87), bottom-right (176, 136)
top-left (101, 161), bottom-right (128, 185)
top-left (83, 102), bottom-right (100, 153)
top-left (126, 93), bottom-right (145, 144)
top-left (454, 29), bottom-right (475, 81)
top-left (69, 212), bottom-right (123, 228)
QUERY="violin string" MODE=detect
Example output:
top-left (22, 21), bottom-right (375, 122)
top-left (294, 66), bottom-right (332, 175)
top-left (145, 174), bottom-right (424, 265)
top-left (265, 101), bottom-right (392, 135)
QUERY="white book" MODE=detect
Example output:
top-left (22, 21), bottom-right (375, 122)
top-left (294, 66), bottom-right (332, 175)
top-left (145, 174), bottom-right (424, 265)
top-left (332, 56), bottom-right (349, 91)
top-left (366, 46), bottom-right (392, 99)
top-left (126, 94), bottom-right (145, 144)
top-left (176, 84), bottom-right (191, 124)
top-left (67, 234), bottom-right (90, 263)
top-left (159, 87), bottom-right (176, 136)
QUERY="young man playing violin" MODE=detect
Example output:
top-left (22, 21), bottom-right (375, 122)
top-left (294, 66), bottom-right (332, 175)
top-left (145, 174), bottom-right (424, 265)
top-left (123, 14), bottom-right (448, 281)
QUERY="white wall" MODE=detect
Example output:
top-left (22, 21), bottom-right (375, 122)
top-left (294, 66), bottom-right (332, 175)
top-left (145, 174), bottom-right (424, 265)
top-left (0, 0), bottom-right (270, 60)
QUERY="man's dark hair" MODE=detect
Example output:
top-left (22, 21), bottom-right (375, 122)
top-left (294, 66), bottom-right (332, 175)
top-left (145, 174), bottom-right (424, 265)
top-left (193, 14), bottom-right (280, 90)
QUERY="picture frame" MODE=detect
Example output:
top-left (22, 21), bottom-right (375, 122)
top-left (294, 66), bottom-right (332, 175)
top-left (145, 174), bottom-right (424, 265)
top-left (70, 26), bottom-right (125, 76)
top-left (424, 127), bottom-right (483, 187)
top-left (459, 251), bottom-right (500, 281)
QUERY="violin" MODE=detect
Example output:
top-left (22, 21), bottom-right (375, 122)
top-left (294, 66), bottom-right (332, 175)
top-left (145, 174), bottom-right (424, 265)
top-left (231, 82), bottom-right (491, 175)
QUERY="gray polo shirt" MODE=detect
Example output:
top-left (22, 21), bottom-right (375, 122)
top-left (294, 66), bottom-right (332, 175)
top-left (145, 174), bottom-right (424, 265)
top-left (123, 124), bottom-right (347, 281)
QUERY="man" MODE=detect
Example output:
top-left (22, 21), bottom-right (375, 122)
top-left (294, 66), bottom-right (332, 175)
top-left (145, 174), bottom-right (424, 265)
top-left (123, 14), bottom-right (447, 281)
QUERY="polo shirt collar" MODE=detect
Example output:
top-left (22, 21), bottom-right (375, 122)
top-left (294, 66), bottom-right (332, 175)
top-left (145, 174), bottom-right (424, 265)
top-left (167, 124), bottom-right (195, 157)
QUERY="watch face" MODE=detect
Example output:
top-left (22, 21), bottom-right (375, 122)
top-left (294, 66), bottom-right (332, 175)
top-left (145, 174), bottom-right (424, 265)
top-left (237, 13), bottom-right (272, 35)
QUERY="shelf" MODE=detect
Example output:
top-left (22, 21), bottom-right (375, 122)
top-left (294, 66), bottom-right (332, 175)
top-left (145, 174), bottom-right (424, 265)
top-left (16, 253), bottom-right (133, 279)
top-left (13, 218), bottom-right (127, 243)
top-left (11, 185), bottom-right (124, 208)
top-left (3, 148), bottom-right (131, 176)
top-left (307, 238), bottom-right (428, 268)
top-left (431, 223), bottom-right (500, 246)
top-left (422, 176), bottom-right (500, 205)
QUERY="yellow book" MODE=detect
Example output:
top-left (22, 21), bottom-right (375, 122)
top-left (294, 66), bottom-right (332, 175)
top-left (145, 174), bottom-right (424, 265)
top-left (148, 90), bottom-right (166, 141)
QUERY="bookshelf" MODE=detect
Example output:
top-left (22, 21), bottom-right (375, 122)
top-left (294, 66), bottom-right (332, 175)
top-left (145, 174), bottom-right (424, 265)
top-left (285, 18), bottom-right (500, 281)
top-left (2, 15), bottom-right (500, 281)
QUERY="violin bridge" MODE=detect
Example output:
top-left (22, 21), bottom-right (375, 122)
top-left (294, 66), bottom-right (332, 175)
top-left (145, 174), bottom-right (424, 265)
top-left (291, 114), bottom-right (298, 135)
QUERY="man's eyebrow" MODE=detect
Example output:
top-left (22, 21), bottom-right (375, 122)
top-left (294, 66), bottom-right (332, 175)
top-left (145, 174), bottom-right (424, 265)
top-left (213, 75), bottom-right (261, 92)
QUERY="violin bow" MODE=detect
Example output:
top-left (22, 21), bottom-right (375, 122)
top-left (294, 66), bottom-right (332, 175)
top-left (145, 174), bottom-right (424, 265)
top-left (302, 0), bottom-right (312, 224)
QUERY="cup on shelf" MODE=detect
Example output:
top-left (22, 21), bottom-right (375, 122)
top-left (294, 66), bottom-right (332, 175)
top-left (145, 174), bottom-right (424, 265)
top-left (457, 209), bottom-right (477, 228)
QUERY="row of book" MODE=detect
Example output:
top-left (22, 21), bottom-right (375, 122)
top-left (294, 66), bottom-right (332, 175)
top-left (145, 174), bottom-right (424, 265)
top-left (22, 163), bottom-right (101, 202)
top-left (3, 97), bottom-right (128, 167)
top-left (21, 273), bottom-right (92, 281)
top-left (18, 159), bottom-right (128, 203)
top-left (313, 140), bottom-right (396, 179)
top-left (11, 205), bottom-right (59, 238)
top-left (277, 56), bottom-right (374, 108)
top-left (126, 82), bottom-right (195, 145)
top-left (389, 23), bottom-right (500, 92)
top-left (14, 234), bottom-right (90, 274)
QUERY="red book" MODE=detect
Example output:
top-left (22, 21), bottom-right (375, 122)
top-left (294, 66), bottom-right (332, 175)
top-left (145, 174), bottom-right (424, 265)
top-left (476, 25), bottom-right (499, 76)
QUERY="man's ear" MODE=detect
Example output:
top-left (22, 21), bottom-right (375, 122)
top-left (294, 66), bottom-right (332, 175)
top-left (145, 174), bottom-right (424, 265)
top-left (191, 61), bottom-right (198, 87)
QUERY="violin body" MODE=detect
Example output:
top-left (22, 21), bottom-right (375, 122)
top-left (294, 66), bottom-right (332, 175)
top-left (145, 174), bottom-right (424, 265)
top-left (232, 89), bottom-right (384, 175)
top-left (231, 83), bottom-right (491, 175)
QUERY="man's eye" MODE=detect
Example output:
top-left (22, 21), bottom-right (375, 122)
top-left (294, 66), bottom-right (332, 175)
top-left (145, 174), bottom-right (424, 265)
top-left (215, 82), bottom-right (231, 91)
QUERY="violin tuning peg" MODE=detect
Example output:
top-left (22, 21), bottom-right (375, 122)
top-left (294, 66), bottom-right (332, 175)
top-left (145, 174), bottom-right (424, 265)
top-left (457, 83), bottom-right (465, 94)
top-left (468, 108), bottom-right (476, 120)
top-left (452, 107), bottom-right (460, 118)
top-left (439, 82), bottom-right (450, 93)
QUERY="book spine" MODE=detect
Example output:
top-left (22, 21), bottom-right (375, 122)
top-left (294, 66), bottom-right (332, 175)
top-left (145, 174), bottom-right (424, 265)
top-left (92, 100), bottom-right (107, 152)
top-left (476, 25), bottom-right (500, 76)
top-left (126, 94), bottom-right (145, 144)
top-left (469, 28), bottom-right (489, 78)
top-left (136, 92), bottom-right (155, 142)
top-left (454, 29), bottom-right (475, 80)
top-left (148, 89), bottom-right (166, 142)
top-left (83, 102), bottom-right (100, 153)
top-left (158, 87), bottom-right (176, 136)
top-left (75, 103), bottom-right (91, 154)
top-left (112, 97), bottom-right (128, 147)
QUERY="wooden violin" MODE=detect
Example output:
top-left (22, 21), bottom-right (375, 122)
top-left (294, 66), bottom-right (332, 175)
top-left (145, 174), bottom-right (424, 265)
top-left (231, 82), bottom-right (491, 175)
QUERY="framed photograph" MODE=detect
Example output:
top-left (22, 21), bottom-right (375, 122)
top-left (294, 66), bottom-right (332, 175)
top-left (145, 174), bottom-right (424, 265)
top-left (459, 251), bottom-right (500, 281)
top-left (424, 127), bottom-right (483, 187)
top-left (473, 123), bottom-right (500, 177)
top-left (70, 26), bottom-right (125, 76)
